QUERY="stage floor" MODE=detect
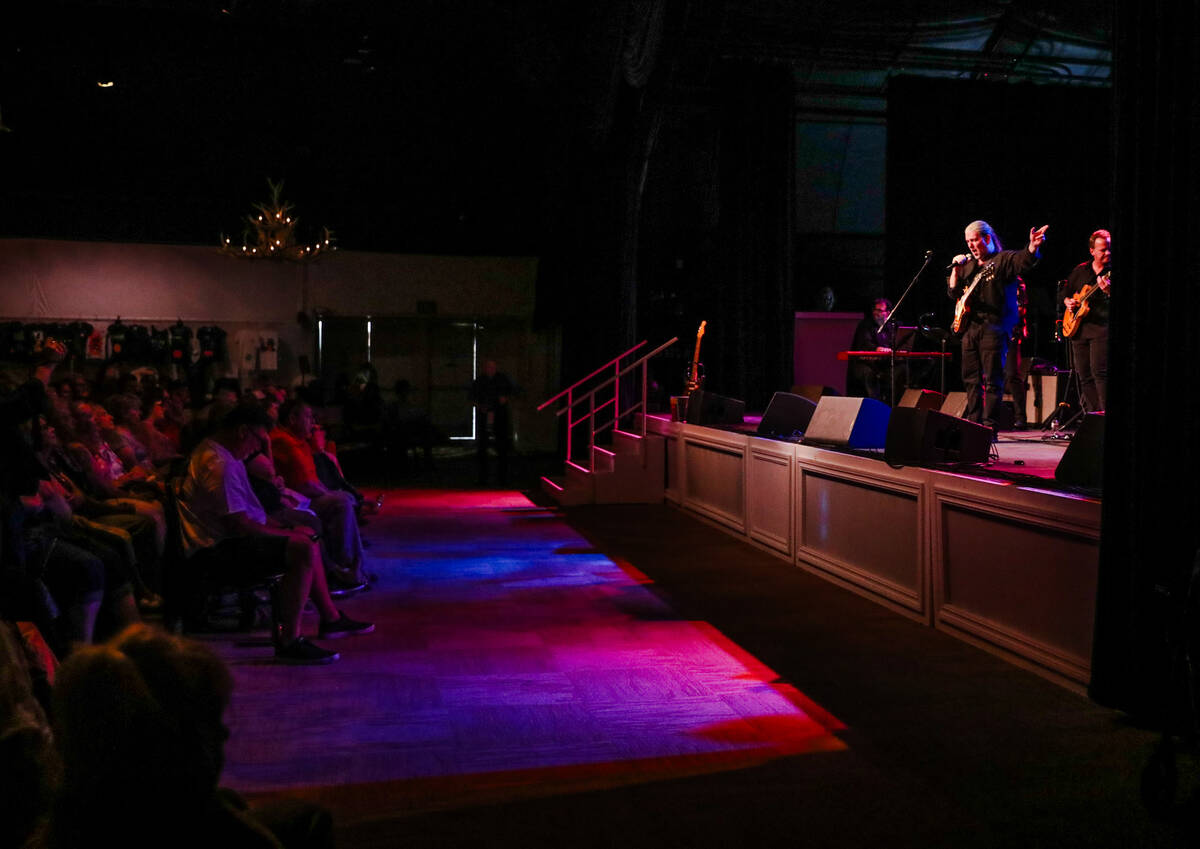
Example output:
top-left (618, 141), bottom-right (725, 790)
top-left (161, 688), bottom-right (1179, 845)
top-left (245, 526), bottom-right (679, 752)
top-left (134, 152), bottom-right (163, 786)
top-left (732, 414), bottom-right (1090, 494)
top-left (990, 428), bottom-right (1075, 481)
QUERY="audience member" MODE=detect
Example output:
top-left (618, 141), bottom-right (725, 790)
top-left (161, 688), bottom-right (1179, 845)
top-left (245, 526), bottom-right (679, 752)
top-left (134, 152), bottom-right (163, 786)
top-left (156, 378), bottom-right (193, 452)
top-left (46, 624), bottom-right (335, 848)
top-left (271, 401), bottom-right (371, 589)
top-left (177, 404), bottom-right (373, 664)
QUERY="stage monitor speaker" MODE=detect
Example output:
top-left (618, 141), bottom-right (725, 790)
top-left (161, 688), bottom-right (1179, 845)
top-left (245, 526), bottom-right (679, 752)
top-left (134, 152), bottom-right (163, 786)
top-left (940, 391), bottom-right (969, 418)
top-left (803, 396), bottom-right (890, 449)
top-left (757, 392), bottom-right (817, 439)
top-left (1055, 412), bottom-right (1105, 488)
top-left (1028, 373), bottom-right (1064, 427)
top-left (898, 388), bottom-right (945, 410)
top-left (686, 389), bottom-right (746, 426)
top-left (884, 407), bottom-right (992, 466)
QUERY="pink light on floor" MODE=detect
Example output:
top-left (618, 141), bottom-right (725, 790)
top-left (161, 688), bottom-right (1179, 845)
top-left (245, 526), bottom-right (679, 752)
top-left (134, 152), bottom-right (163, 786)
top-left (220, 488), bottom-right (847, 819)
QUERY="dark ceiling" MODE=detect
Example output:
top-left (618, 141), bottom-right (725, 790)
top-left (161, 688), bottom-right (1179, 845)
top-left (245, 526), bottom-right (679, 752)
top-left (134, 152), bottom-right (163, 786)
top-left (0, 1), bottom-right (1110, 253)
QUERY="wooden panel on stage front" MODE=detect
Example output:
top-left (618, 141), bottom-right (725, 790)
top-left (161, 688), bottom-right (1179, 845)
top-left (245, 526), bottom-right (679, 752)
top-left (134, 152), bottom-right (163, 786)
top-left (796, 469), bottom-right (925, 618)
top-left (646, 412), bottom-right (1101, 691)
top-left (932, 485), bottom-right (1100, 687)
top-left (747, 441), bottom-right (795, 555)
top-left (683, 436), bottom-right (746, 532)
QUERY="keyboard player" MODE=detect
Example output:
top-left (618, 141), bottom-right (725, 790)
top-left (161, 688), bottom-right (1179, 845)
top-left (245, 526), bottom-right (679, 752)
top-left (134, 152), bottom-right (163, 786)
top-left (847, 298), bottom-right (902, 404)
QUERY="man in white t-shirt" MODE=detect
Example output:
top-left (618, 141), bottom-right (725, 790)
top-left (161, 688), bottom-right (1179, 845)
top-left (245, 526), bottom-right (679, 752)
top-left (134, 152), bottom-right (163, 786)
top-left (178, 404), bottom-right (373, 664)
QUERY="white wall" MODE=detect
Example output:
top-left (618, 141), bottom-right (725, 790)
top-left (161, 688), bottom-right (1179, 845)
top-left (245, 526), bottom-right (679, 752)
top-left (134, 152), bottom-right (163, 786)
top-left (0, 238), bottom-right (560, 450)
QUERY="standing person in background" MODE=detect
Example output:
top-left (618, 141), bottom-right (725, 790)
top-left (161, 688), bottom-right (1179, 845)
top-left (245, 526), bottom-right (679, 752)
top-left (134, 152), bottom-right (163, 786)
top-left (470, 360), bottom-right (513, 486)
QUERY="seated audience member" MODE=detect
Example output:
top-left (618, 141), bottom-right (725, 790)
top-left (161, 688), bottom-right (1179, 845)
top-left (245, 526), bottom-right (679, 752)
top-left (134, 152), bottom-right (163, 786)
top-left (40, 415), bottom-right (161, 568)
top-left (20, 470), bottom-right (141, 648)
top-left (37, 413), bottom-right (162, 604)
top-left (100, 394), bottom-right (156, 472)
top-left (177, 404), bottom-right (373, 664)
top-left (156, 378), bottom-right (193, 451)
top-left (47, 624), bottom-right (335, 848)
top-left (188, 377), bottom-right (242, 449)
top-left (62, 401), bottom-right (167, 558)
top-left (271, 401), bottom-right (371, 588)
top-left (309, 423), bottom-right (381, 516)
top-left (107, 392), bottom-right (181, 467)
top-left (0, 620), bottom-right (55, 849)
top-left (240, 413), bottom-right (357, 595)
top-left (2, 340), bottom-right (73, 648)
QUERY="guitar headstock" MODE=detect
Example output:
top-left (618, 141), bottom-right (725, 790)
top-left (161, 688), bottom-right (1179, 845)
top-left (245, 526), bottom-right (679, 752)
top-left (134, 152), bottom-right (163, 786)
top-left (697, 320), bottom-right (706, 338)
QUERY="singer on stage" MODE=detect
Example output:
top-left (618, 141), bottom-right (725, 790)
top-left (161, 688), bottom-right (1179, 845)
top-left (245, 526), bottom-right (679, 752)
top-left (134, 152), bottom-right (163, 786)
top-left (947, 220), bottom-right (1048, 427)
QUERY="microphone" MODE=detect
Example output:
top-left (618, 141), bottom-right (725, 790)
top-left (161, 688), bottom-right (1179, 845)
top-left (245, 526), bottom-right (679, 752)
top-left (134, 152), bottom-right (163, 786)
top-left (945, 253), bottom-right (971, 270)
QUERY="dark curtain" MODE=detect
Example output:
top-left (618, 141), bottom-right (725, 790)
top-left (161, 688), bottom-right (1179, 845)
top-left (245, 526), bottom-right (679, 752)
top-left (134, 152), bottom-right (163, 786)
top-left (700, 64), bottom-right (796, 410)
top-left (535, 1), bottom-right (678, 389)
top-left (1088, 2), bottom-right (1200, 717)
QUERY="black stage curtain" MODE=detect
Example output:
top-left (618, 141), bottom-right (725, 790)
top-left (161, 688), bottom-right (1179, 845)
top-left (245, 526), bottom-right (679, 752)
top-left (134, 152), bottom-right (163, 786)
top-left (699, 64), bottom-right (796, 411)
top-left (1088, 2), bottom-right (1200, 718)
top-left (534, 1), bottom-right (678, 390)
top-left (537, 22), bottom-right (793, 416)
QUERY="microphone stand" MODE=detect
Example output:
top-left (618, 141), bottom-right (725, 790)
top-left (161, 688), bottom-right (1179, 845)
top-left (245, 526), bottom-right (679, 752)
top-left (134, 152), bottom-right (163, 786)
top-left (882, 251), bottom-right (935, 406)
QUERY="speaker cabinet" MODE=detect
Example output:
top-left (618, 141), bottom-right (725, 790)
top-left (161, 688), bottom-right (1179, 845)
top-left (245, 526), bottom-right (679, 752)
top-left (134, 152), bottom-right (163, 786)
top-left (686, 390), bottom-right (746, 426)
top-left (940, 391), bottom-right (969, 418)
top-left (884, 407), bottom-right (993, 466)
top-left (1028, 373), bottom-right (1064, 427)
top-left (757, 392), bottom-right (817, 438)
top-left (1054, 412), bottom-right (1104, 488)
top-left (803, 397), bottom-right (890, 449)
top-left (898, 388), bottom-right (946, 410)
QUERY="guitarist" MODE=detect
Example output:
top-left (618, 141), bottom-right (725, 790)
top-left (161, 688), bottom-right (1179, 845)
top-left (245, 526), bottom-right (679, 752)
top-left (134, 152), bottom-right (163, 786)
top-left (947, 220), bottom-right (1048, 427)
top-left (1059, 230), bottom-right (1111, 412)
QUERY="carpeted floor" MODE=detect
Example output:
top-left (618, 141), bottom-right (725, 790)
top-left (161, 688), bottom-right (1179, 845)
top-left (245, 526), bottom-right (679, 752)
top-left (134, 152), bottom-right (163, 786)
top-left (207, 461), bottom-right (1195, 847)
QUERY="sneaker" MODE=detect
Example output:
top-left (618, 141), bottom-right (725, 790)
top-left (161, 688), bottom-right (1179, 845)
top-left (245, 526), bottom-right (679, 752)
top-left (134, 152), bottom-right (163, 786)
top-left (319, 610), bottom-right (376, 639)
top-left (275, 637), bottom-right (340, 665)
top-left (328, 577), bottom-right (368, 597)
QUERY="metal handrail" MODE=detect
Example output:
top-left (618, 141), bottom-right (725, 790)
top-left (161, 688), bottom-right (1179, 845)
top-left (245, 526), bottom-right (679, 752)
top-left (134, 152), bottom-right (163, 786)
top-left (537, 340), bottom-right (648, 412)
top-left (539, 336), bottom-right (679, 470)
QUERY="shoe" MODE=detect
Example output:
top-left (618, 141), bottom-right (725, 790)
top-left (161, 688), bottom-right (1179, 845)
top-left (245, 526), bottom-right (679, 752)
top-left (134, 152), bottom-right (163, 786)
top-left (319, 610), bottom-right (375, 639)
top-left (328, 577), bottom-right (367, 597)
top-left (275, 637), bottom-right (339, 664)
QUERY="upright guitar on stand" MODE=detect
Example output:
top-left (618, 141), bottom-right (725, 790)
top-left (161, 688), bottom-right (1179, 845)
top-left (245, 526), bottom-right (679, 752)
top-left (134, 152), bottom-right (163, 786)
top-left (686, 320), bottom-right (706, 392)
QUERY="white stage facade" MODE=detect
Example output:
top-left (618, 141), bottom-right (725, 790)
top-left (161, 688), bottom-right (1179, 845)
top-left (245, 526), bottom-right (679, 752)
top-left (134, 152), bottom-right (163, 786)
top-left (648, 414), bottom-right (1101, 691)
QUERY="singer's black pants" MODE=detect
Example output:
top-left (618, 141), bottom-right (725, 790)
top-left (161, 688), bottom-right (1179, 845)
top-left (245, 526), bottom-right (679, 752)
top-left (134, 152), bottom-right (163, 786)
top-left (960, 318), bottom-right (1006, 426)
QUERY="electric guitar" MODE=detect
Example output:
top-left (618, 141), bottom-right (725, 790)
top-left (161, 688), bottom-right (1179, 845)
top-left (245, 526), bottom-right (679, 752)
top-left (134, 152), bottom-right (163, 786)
top-left (686, 320), bottom-right (706, 393)
top-left (951, 262), bottom-right (996, 334)
top-left (1061, 269), bottom-right (1110, 338)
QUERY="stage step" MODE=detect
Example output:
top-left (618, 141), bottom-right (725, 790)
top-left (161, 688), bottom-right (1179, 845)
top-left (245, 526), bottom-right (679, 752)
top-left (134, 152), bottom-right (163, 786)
top-left (541, 432), bottom-right (666, 506)
top-left (539, 474), bottom-right (592, 506)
